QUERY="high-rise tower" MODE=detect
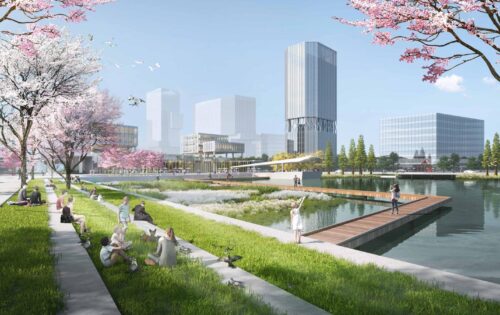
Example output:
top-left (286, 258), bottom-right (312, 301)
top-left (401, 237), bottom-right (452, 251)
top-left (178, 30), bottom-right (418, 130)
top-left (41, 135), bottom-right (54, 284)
top-left (145, 88), bottom-right (183, 154)
top-left (285, 42), bottom-right (337, 154)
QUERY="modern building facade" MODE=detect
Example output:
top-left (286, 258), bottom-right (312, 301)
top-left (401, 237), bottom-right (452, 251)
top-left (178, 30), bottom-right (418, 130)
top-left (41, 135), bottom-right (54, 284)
top-left (112, 124), bottom-right (138, 150)
top-left (194, 95), bottom-right (257, 157)
top-left (194, 95), bottom-right (256, 138)
top-left (285, 41), bottom-right (337, 154)
top-left (182, 133), bottom-right (244, 158)
top-left (146, 88), bottom-right (183, 154)
top-left (255, 133), bottom-right (286, 157)
top-left (380, 113), bottom-right (484, 163)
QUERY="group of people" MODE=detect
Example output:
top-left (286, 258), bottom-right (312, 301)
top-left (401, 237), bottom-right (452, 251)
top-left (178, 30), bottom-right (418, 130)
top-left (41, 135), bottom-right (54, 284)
top-left (99, 196), bottom-right (176, 269)
top-left (293, 175), bottom-right (301, 187)
top-left (7, 185), bottom-right (44, 206)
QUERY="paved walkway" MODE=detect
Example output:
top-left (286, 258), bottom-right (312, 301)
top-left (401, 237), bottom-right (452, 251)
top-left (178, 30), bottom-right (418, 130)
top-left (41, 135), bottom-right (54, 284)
top-left (0, 175), bottom-right (20, 205)
top-left (72, 185), bottom-right (328, 315)
top-left (96, 183), bottom-right (500, 303)
top-left (46, 182), bottom-right (120, 315)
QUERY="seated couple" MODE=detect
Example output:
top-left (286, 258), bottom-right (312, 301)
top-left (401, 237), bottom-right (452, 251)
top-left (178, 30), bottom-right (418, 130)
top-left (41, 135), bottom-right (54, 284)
top-left (59, 195), bottom-right (88, 234)
top-left (146, 227), bottom-right (178, 267)
top-left (8, 185), bottom-right (44, 206)
top-left (99, 225), bottom-right (137, 269)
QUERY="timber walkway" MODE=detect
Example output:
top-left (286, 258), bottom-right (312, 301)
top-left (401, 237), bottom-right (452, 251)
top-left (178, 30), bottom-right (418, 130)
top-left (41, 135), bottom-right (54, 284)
top-left (212, 180), bottom-right (451, 248)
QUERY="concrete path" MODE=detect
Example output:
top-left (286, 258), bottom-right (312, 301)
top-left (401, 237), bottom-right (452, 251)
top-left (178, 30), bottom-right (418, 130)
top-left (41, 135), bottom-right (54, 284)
top-left (73, 186), bottom-right (328, 315)
top-left (0, 175), bottom-right (20, 205)
top-left (46, 182), bottom-right (120, 315)
top-left (96, 184), bottom-right (500, 303)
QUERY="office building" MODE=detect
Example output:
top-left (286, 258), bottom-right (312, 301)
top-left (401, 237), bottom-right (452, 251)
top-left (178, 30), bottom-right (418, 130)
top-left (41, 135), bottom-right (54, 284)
top-left (380, 113), bottom-right (484, 163)
top-left (146, 88), bottom-right (183, 154)
top-left (182, 133), bottom-right (244, 158)
top-left (285, 41), bottom-right (337, 154)
top-left (255, 133), bottom-right (286, 157)
top-left (194, 95), bottom-right (257, 156)
top-left (194, 95), bottom-right (256, 138)
top-left (113, 124), bottom-right (138, 150)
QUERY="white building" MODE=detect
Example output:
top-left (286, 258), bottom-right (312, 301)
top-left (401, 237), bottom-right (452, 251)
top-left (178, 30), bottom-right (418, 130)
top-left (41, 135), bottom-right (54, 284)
top-left (146, 88), bottom-right (183, 154)
top-left (195, 95), bottom-right (257, 156)
top-left (285, 42), bottom-right (337, 154)
top-left (255, 133), bottom-right (286, 157)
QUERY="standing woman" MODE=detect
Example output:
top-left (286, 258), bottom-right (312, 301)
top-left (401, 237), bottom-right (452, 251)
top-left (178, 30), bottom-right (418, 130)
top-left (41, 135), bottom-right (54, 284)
top-left (390, 184), bottom-right (400, 214)
top-left (118, 196), bottom-right (131, 231)
top-left (290, 196), bottom-right (306, 244)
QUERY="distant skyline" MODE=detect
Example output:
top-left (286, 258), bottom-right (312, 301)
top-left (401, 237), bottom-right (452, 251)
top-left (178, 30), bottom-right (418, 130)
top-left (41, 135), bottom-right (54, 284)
top-left (62, 0), bottom-right (499, 154)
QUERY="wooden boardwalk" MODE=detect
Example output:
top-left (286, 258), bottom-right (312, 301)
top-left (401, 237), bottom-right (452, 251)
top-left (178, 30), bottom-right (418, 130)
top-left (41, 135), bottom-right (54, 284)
top-left (211, 180), bottom-right (451, 248)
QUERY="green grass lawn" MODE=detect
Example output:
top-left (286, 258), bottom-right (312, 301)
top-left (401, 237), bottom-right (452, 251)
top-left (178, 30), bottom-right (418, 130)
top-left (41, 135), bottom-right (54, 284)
top-left (0, 180), bottom-right (63, 315)
top-left (54, 183), bottom-right (278, 315)
top-left (94, 181), bottom-right (500, 315)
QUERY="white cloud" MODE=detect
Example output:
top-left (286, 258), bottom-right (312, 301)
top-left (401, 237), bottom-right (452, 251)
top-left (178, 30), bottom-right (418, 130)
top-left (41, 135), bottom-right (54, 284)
top-left (482, 76), bottom-right (497, 86)
top-left (434, 74), bottom-right (465, 93)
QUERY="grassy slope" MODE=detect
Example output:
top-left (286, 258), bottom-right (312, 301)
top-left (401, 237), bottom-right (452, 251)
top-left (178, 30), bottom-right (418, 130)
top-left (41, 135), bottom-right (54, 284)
top-left (98, 181), bottom-right (500, 315)
top-left (0, 180), bottom-right (63, 315)
top-left (55, 183), bottom-right (277, 315)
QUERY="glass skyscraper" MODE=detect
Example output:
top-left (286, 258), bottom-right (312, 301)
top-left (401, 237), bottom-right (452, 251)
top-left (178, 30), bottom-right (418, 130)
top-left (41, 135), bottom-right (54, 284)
top-left (285, 42), bottom-right (337, 154)
top-left (380, 113), bottom-right (484, 162)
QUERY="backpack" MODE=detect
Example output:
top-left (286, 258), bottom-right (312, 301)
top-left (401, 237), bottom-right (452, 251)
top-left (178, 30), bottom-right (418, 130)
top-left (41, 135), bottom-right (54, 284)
top-left (60, 206), bottom-right (74, 223)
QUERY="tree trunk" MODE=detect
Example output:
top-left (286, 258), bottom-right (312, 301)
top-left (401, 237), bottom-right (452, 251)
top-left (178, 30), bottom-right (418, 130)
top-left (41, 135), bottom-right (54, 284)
top-left (359, 167), bottom-right (363, 175)
top-left (486, 166), bottom-right (489, 176)
top-left (369, 169), bottom-right (373, 175)
top-left (495, 165), bottom-right (498, 176)
top-left (351, 167), bottom-right (354, 175)
top-left (20, 144), bottom-right (28, 187)
top-left (65, 167), bottom-right (72, 190)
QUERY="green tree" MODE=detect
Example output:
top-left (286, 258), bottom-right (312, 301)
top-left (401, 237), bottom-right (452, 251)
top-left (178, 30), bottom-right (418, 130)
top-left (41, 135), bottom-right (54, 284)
top-left (367, 145), bottom-right (376, 175)
top-left (388, 152), bottom-right (399, 171)
top-left (466, 157), bottom-right (478, 170)
top-left (338, 145), bottom-right (348, 175)
top-left (261, 153), bottom-right (269, 162)
top-left (450, 153), bottom-right (460, 171)
top-left (348, 139), bottom-right (356, 175)
top-left (483, 140), bottom-right (491, 176)
top-left (437, 156), bottom-right (450, 171)
top-left (492, 133), bottom-right (500, 176)
top-left (355, 135), bottom-right (367, 175)
top-left (324, 141), bottom-right (333, 174)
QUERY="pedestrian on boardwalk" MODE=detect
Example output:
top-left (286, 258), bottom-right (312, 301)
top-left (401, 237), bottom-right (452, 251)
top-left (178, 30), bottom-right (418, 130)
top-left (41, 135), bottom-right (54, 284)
top-left (293, 175), bottom-right (298, 187)
top-left (118, 196), bottom-right (131, 231)
top-left (290, 196), bottom-right (306, 244)
top-left (390, 184), bottom-right (400, 214)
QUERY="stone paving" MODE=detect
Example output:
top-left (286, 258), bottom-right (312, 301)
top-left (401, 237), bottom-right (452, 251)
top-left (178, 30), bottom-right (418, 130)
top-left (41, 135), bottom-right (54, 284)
top-left (46, 181), bottom-right (120, 315)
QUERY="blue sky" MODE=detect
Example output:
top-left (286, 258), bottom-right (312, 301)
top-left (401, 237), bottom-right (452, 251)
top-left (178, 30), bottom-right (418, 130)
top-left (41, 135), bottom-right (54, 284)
top-left (64, 0), bottom-right (499, 153)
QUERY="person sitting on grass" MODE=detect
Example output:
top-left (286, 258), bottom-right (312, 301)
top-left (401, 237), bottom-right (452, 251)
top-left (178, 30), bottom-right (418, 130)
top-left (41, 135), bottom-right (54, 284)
top-left (133, 201), bottom-right (154, 224)
top-left (29, 186), bottom-right (44, 206)
top-left (61, 196), bottom-right (88, 234)
top-left (89, 187), bottom-right (97, 199)
top-left (56, 190), bottom-right (67, 211)
top-left (45, 179), bottom-right (56, 188)
top-left (8, 185), bottom-right (29, 206)
top-left (100, 236), bottom-right (137, 269)
top-left (111, 225), bottom-right (132, 250)
top-left (118, 196), bottom-right (131, 231)
top-left (146, 227), bottom-right (178, 267)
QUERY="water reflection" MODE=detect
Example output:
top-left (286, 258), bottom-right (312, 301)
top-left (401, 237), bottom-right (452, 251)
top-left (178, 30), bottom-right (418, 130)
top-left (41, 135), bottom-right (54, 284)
top-left (317, 177), bottom-right (500, 285)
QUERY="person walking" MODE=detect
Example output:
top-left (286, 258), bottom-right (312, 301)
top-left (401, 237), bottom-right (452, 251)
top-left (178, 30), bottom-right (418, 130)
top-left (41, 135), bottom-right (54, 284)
top-left (118, 196), bottom-right (131, 231)
top-left (290, 196), bottom-right (306, 244)
top-left (390, 184), bottom-right (400, 214)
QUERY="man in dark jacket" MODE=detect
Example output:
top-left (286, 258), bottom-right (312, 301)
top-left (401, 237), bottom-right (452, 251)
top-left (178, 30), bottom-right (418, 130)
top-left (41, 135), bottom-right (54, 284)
top-left (30, 186), bottom-right (43, 205)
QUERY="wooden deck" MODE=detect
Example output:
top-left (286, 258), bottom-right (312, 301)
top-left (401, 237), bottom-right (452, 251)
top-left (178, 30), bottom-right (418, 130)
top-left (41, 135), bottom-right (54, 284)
top-left (211, 180), bottom-right (451, 248)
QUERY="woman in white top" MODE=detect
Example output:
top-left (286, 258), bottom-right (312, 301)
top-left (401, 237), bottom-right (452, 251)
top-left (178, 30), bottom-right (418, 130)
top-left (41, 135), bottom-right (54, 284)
top-left (148, 227), bottom-right (178, 267)
top-left (390, 184), bottom-right (400, 214)
top-left (290, 196), bottom-right (306, 244)
top-left (111, 225), bottom-right (132, 250)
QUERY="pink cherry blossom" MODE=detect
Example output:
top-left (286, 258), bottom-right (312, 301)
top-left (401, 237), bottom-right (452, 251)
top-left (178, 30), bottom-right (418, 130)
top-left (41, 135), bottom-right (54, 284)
top-left (335, 0), bottom-right (499, 82)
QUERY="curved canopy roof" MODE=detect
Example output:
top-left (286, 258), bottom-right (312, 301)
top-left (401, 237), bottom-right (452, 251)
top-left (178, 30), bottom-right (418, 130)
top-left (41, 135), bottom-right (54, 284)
top-left (230, 155), bottom-right (320, 169)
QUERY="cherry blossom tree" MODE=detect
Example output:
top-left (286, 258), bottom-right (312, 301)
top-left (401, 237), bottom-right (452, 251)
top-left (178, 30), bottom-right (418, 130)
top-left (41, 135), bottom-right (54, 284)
top-left (0, 147), bottom-right (20, 171)
top-left (99, 148), bottom-right (164, 172)
top-left (0, 1), bottom-right (111, 34)
top-left (0, 32), bottom-right (100, 186)
top-left (34, 90), bottom-right (120, 189)
top-left (335, 1), bottom-right (500, 82)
